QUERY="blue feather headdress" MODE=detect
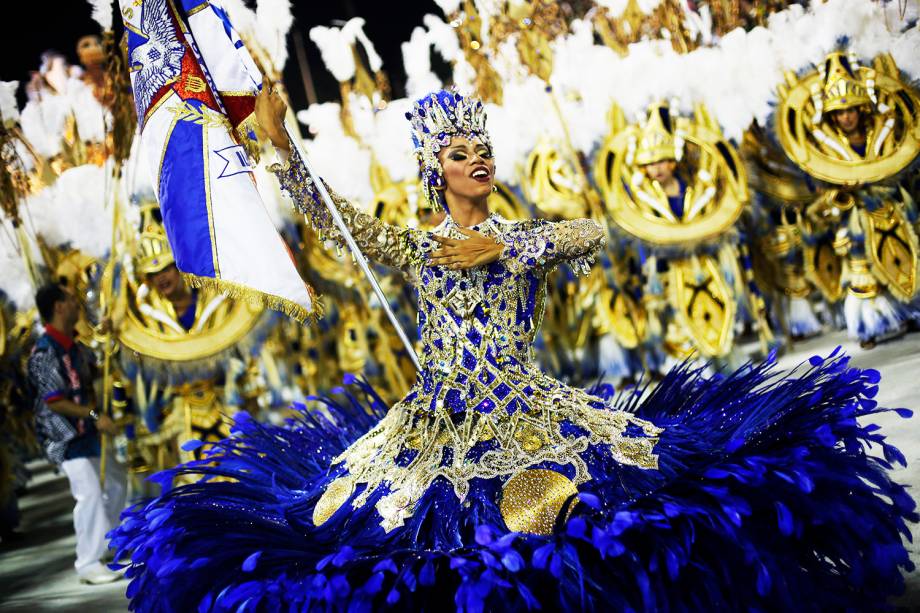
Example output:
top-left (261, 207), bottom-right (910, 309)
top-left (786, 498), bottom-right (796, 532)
top-left (405, 89), bottom-right (491, 212)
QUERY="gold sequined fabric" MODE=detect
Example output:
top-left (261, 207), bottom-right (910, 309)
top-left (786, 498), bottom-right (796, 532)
top-left (273, 146), bottom-right (664, 532)
top-left (500, 469), bottom-right (579, 535)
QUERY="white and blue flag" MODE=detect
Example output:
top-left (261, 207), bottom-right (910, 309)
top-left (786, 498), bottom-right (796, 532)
top-left (120, 0), bottom-right (316, 321)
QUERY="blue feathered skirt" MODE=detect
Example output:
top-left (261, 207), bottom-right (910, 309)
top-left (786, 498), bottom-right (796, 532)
top-left (110, 350), bottom-right (917, 612)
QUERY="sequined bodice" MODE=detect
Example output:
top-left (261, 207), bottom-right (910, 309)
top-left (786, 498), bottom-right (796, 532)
top-left (273, 147), bottom-right (663, 531)
top-left (412, 214), bottom-right (593, 413)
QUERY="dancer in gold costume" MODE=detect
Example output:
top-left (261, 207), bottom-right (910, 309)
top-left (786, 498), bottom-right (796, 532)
top-left (110, 205), bottom-right (280, 481)
top-left (776, 51), bottom-right (920, 348)
top-left (596, 102), bottom-right (773, 363)
top-left (742, 123), bottom-right (827, 342)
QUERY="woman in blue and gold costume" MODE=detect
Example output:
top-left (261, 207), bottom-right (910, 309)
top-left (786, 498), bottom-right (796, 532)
top-left (110, 85), bottom-right (917, 611)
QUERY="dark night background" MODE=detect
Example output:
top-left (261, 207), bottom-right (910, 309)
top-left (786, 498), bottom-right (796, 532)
top-left (2, 1), bottom-right (438, 112)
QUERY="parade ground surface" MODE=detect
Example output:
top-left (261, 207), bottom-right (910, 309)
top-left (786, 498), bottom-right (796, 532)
top-left (2, 330), bottom-right (919, 612)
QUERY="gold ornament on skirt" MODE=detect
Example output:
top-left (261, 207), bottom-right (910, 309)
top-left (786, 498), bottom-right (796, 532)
top-left (313, 477), bottom-right (356, 527)
top-left (500, 469), bottom-right (578, 535)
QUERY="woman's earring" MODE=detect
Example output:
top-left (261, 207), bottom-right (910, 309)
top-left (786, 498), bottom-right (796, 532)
top-left (491, 184), bottom-right (498, 193)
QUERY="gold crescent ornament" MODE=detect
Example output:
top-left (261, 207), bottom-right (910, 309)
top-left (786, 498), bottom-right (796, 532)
top-left (489, 181), bottom-right (529, 221)
top-left (803, 236), bottom-right (845, 303)
top-left (313, 477), bottom-right (357, 527)
top-left (594, 286), bottom-right (647, 350)
top-left (523, 137), bottom-right (591, 220)
top-left (500, 469), bottom-right (578, 536)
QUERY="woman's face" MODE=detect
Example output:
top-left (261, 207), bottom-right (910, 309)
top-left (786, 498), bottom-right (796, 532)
top-left (437, 136), bottom-right (494, 203)
top-left (642, 159), bottom-right (678, 185)
top-left (147, 264), bottom-right (185, 299)
top-left (832, 108), bottom-right (861, 135)
top-left (77, 35), bottom-right (105, 68)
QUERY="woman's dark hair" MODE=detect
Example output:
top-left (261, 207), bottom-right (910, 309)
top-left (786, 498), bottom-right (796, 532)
top-left (35, 282), bottom-right (67, 323)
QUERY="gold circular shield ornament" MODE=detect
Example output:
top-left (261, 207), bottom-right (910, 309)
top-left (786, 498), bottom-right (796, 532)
top-left (313, 477), bottom-right (356, 527)
top-left (594, 118), bottom-right (748, 248)
top-left (524, 138), bottom-right (591, 220)
top-left (775, 59), bottom-right (920, 186)
top-left (117, 293), bottom-right (262, 362)
top-left (500, 469), bottom-right (579, 535)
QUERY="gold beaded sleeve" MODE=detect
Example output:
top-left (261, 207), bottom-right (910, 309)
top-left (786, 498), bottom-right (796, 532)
top-left (269, 142), bottom-right (425, 271)
top-left (498, 218), bottom-right (605, 276)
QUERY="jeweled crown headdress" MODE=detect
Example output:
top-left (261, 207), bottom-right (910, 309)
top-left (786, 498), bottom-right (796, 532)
top-left (135, 203), bottom-right (175, 275)
top-left (405, 89), bottom-right (491, 212)
top-left (635, 103), bottom-right (683, 166)
top-left (820, 51), bottom-right (873, 113)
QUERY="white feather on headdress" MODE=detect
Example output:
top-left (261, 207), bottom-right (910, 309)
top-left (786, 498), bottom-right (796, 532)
top-left (19, 94), bottom-right (71, 159)
top-left (890, 28), bottom-right (920, 77)
top-left (593, 0), bottom-right (630, 16)
top-left (67, 77), bottom-right (108, 144)
top-left (87, 0), bottom-right (113, 31)
top-left (354, 97), bottom-right (417, 184)
top-left (343, 18), bottom-right (383, 73)
top-left (490, 37), bottom-right (528, 82)
top-left (682, 1), bottom-right (713, 46)
top-left (252, 161), bottom-right (296, 230)
top-left (255, 0), bottom-right (294, 72)
top-left (296, 102), bottom-right (374, 206)
top-left (310, 24), bottom-right (357, 82)
top-left (433, 0), bottom-right (461, 15)
top-left (422, 14), bottom-right (476, 92)
top-left (402, 27), bottom-right (442, 99)
top-left (423, 15), bottom-right (462, 63)
top-left (595, 0), bottom-right (662, 17)
top-left (487, 77), bottom-right (552, 184)
top-left (123, 129), bottom-right (155, 200)
top-left (471, 0), bottom-right (500, 50)
top-left (549, 19), bottom-right (620, 152)
top-left (219, 0), bottom-right (258, 36)
top-left (0, 81), bottom-right (19, 126)
top-left (25, 163), bottom-right (114, 259)
top-left (0, 219), bottom-right (37, 310)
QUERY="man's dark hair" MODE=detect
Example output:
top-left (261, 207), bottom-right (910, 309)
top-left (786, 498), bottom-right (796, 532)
top-left (35, 282), bottom-right (67, 323)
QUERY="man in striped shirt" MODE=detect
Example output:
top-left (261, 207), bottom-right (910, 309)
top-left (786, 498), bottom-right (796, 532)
top-left (27, 282), bottom-right (125, 585)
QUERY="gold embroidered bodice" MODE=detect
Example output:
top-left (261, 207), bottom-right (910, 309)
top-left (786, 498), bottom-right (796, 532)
top-left (272, 147), bottom-right (663, 531)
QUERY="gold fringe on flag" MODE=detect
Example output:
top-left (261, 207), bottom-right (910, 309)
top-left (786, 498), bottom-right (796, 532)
top-left (181, 272), bottom-right (324, 324)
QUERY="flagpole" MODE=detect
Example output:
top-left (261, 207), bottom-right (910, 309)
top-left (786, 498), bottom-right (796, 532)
top-left (171, 3), bottom-right (419, 370)
top-left (284, 126), bottom-right (421, 372)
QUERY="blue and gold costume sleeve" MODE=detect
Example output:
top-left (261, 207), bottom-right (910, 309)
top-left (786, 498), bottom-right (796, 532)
top-left (270, 141), bottom-right (425, 271)
top-left (498, 218), bottom-right (605, 276)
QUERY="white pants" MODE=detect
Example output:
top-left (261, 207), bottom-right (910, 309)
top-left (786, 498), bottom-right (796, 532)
top-left (60, 454), bottom-right (127, 574)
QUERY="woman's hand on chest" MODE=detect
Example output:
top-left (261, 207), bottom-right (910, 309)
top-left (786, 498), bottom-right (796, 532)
top-left (426, 229), bottom-right (504, 270)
